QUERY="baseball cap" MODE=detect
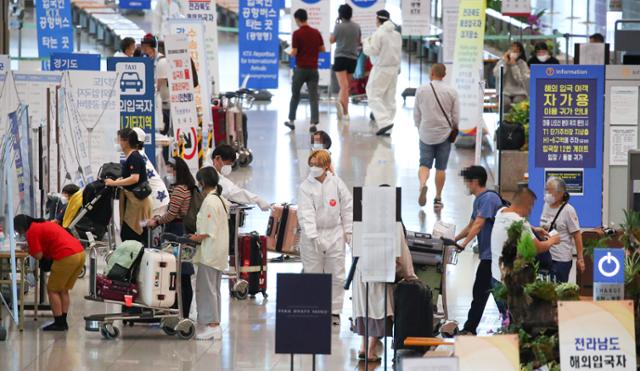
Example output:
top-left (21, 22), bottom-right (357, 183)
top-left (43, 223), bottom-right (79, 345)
top-left (132, 127), bottom-right (146, 143)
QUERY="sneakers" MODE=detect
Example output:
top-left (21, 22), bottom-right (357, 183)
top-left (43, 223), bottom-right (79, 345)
top-left (375, 124), bottom-right (394, 136)
top-left (418, 185), bottom-right (428, 207)
top-left (342, 114), bottom-right (350, 122)
top-left (336, 102), bottom-right (344, 119)
top-left (284, 120), bottom-right (295, 131)
top-left (196, 325), bottom-right (222, 341)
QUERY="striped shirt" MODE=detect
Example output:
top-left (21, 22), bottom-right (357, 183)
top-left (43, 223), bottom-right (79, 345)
top-left (156, 184), bottom-right (192, 225)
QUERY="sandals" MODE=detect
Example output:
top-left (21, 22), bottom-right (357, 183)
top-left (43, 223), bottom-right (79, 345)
top-left (434, 197), bottom-right (444, 209)
top-left (418, 185), bottom-right (428, 207)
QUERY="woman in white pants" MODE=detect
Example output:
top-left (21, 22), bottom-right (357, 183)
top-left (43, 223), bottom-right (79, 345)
top-left (298, 150), bottom-right (353, 325)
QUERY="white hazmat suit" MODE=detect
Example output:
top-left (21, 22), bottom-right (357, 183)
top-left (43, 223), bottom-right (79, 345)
top-left (363, 20), bottom-right (402, 129)
top-left (298, 172), bottom-right (353, 315)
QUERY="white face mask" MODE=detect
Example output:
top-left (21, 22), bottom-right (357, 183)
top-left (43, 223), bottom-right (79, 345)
top-left (544, 193), bottom-right (556, 205)
top-left (166, 175), bottom-right (176, 185)
top-left (221, 164), bottom-right (233, 176)
top-left (60, 196), bottom-right (68, 205)
top-left (312, 143), bottom-right (324, 150)
top-left (537, 53), bottom-right (550, 62)
top-left (510, 52), bottom-right (519, 61)
top-left (308, 166), bottom-right (325, 179)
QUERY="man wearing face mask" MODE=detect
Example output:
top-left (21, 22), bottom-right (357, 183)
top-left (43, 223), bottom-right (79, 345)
top-left (527, 41), bottom-right (560, 66)
top-left (208, 145), bottom-right (271, 211)
top-left (298, 150), bottom-right (353, 325)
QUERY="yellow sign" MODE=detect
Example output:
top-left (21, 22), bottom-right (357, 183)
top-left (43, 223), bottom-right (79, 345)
top-left (558, 300), bottom-right (637, 370)
top-left (455, 335), bottom-right (520, 371)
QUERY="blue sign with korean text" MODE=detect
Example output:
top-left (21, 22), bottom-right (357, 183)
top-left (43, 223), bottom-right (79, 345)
top-left (594, 249), bottom-right (625, 284)
top-left (107, 57), bottom-right (156, 165)
top-left (50, 53), bottom-right (101, 71)
top-left (289, 52), bottom-right (331, 69)
top-left (35, 0), bottom-right (74, 58)
top-left (239, 0), bottom-right (281, 89)
top-left (119, 0), bottom-right (151, 10)
top-left (529, 65), bottom-right (604, 227)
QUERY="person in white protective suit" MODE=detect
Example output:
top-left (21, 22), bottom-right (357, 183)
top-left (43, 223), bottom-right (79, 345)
top-left (298, 150), bottom-right (353, 325)
top-left (363, 10), bottom-right (402, 136)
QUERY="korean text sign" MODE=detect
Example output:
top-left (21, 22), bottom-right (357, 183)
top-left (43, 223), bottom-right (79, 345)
top-left (558, 301), bottom-right (636, 370)
top-left (50, 53), bottom-right (100, 71)
top-left (239, 0), bottom-right (281, 89)
top-left (36, 0), bottom-right (74, 58)
top-left (348, 0), bottom-right (385, 38)
top-left (107, 57), bottom-right (156, 166)
top-left (401, 0), bottom-right (431, 36)
top-left (529, 65), bottom-right (604, 227)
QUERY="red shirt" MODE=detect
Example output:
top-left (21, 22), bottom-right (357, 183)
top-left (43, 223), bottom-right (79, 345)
top-left (26, 222), bottom-right (84, 260)
top-left (292, 25), bottom-right (324, 69)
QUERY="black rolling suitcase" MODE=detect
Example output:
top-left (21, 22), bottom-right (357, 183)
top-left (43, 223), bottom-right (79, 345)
top-left (406, 231), bottom-right (444, 266)
top-left (393, 279), bottom-right (434, 352)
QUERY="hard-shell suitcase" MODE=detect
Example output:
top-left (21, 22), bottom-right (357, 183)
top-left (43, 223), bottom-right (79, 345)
top-left (136, 249), bottom-right (177, 308)
top-left (212, 102), bottom-right (248, 148)
top-left (406, 231), bottom-right (444, 266)
top-left (393, 279), bottom-right (434, 351)
top-left (266, 204), bottom-right (300, 255)
top-left (96, 274), bottom-right (138, 302)
top-left (229, 232), bottom-right (268, 297)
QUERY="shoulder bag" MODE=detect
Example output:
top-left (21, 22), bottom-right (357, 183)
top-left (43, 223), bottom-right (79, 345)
top-left (430, 82), bottom-right (458, 143)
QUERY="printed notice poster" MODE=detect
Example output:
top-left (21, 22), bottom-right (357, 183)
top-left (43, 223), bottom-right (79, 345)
top-left (275, 273), bottom-right (332, 355)
top-left (558, 301), bottom-right (637, 371)
top-left (348, 0), bottom-right (385, 38)
top-left (401, 0), bottom-right (430, 37)
top-left (184, 0), bottom-right (220, 94)
top-left (442, 0), bottom-right (460, 64)
top-left (238, 0), bottom-right (280, 89)
top-left (610, 86), bottom-right (639, 126)
top-left (529, 65), bottom-right (604, 227)
top-left (544, 169), bottom-right (584, 195)
top-left (456, 335), bottom-right (520, 371)
top-left (35, 0), bottom-right (74, 58)
top-left (165, 35), bottom-right (199, 171)
top-left (610, 126), bottom-right (638, 166)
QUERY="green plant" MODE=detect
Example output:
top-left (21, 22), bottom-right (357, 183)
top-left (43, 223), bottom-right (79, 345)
top-left (492, 281), bottom-right (508, 301)
top-left (517, 233), bottom-right (537, 263)
top-left (620, 209), bottom-right (640, 253)
top-left (555, 283), bottom-right (580, 301)
top-left (624, 251), bottom-right (640, 286)
top-left (524, 281), bottom-right (558, 302)
top-left (583, 236), bottom-right (611, 257)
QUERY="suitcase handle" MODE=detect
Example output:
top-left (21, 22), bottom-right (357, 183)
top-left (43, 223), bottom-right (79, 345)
top-left (169, 272), bottom-right (177, 291)
top-left (414, 232), bottom-right (432, 239)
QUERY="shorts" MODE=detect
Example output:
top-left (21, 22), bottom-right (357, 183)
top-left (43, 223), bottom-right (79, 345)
top-left (47, 251), bottom-right (86, 292)
top-left (419, 140), bottom-right (452, 170)
top-left (332, 57), bottom-right (357, 74)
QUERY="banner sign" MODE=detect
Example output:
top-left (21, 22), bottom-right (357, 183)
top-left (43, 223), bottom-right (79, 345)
top-left (529, 65), bottom-right (604, 227)
top-left (452, 0), bottom-right (486, 132)
top-left (184, 0), bottom-right (220, 94)
top-left (238, 0), bottom-right (281, 89)
top-left (291, 0), bottom-right (331, 84)
top-left (558, 301), bottom-right (636, 370)
top-left (107, 57), bottom-right (156, 166)
top-left (442, 0), bottom-right (459, 64)
top-left (35, 0), bottom-right (74, 58)
top-left (165, 35), bottom-right (199, 171)
top-left (347, 0), bottom-right (385, 38)
top-left (275, 273), bottom-right (332, 355)
top-left (401, 0), bottom-right (431, 36)
top-left (501, 0), bottom-right (531, 16)
top-left (119, 0), bottom-right (151, 10)
top-left (8, 108), bottom-right (35, 215)
top-left (455, 335), bottom-right (520, 371)
top-left (50, 53), bottom-right (101, 71)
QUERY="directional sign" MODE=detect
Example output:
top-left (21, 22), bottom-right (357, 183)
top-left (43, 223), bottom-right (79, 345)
top-left (593, 248), bottom-right (625, 301)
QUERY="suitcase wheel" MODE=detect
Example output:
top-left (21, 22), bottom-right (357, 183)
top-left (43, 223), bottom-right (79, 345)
top-left (232, 280), bottom-right (249, 300)
top-left (100, 323), bottom-right (120, 340)
top-left (237, 150), bottom-right (253, 167)
top-left (176, 319), bottom-right (196, 340)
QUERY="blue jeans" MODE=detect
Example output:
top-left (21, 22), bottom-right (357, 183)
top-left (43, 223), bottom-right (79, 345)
top-left (551, 260), bottom-right (573, 283)
top-left (419, 140), bottom-right (451, 170)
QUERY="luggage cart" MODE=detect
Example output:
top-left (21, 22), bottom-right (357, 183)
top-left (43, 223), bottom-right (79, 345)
top-left (211, 89), bottom-right (255, 167)
top-left (224, 204), bottom-right (255, 300)
top-left (433, 240), bottom-right (463, 338)
top-left (83, 233), bottom-right (196, 340)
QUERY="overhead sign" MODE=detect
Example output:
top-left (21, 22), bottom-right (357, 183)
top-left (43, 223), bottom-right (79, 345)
top-left (501, 0), bottom-right (531, 16)
top-left (184, 0), bottom-right (220, 94)
top-left (119, 0), bottom-right (151, 10)
top-left (275, 273), bottom-right (332, 355)
top-left (455, 335), bottom-right (520, 371)
top-left (529, 65), bottom-right (604, 227)
top-left (347, 0), bottom-right (385, 37)
top-left (165, 35), bottom-right (199, 171)
top-left (558, 301), bottom-right (637, 370)
top-left (401, 0), bottom-right (431, 36)
top-left (238, 0), bottom-right (281, 89)
top-left (35, 0), bottom-right (74, 58)
top-left (50, 53), bottom-right (101, 71)
top-left (107, 57), bottom-right (156, 167)
top-left (291, 0), bottom-right (331, 85)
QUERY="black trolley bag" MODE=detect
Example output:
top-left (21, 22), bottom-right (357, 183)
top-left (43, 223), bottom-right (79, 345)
top-left (393, 279), bottom-right (434, 352)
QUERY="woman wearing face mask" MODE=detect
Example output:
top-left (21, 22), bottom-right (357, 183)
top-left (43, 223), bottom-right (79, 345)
top-left (311, 130), bottom-right (332, 151)
top-left (298, 150), bottom-right (353, 325)
top-left (539, 177), bottom-right (584, 283)
top-left (493, 42), bottom-right (530, 112)
top-left (528, 41), bottom-right (560, 66)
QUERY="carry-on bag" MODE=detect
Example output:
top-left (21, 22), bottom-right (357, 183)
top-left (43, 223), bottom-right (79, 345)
top-left (393, 279), bottom-right (434, 351)
top-left (406, 231), bottom-right (444, 266)
top-left (230, 232), bottom-right (268, 297)
top-left (496, 120), bottom-right (525, 150)
top-left (105, 240), bottom-right (145, 283)
top-left (266, 203), bottom-right (300, 255)
top-left (96, 274), bottom-right (138, 302)
top-left (136, 249), bottom-right (177, 308)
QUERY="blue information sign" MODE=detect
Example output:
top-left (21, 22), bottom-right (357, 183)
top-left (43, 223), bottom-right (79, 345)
top-left (238, 0), bottom-right (280, 89)
top-left (119, 0), bottom-right (151, 10)
top-left (50, 53), bottom-right (101, 71)
top-left (35, 0), bottom-right (74, 58)
top-left (593, 248), bottom-right (625, 284)
top-left (289, 52), bottom-right (331, 69)
top-left (529, 65), bottom-right (604, 227)
top-left (107, 57), bottom-right (156, 165)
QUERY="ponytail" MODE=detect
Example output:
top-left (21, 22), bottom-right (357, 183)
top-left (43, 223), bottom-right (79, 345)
top-left (215, 184), bottom-right (223, 195)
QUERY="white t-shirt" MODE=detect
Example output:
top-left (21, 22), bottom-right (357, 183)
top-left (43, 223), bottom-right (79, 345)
top-left (490, 208), bottom-right (534, 281)
top-left (540, 202), bottom-right (580, 262)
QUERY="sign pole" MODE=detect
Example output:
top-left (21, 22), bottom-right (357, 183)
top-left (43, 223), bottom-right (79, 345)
top-left (312, 354), bottom-right (316, 371)
top-left (364, 282), bottom-right (369, 370)
top-left (383, 282), bottom-right (387, 371)
top-left (289, 354), bottom-right (293, 371)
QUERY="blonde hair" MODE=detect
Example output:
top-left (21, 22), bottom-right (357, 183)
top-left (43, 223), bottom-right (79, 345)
top-left (308, 150), bottom-right (334, 174)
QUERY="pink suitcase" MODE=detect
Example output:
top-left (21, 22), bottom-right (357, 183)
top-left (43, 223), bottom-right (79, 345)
top-left (266, 204), bottom-right (300, 255)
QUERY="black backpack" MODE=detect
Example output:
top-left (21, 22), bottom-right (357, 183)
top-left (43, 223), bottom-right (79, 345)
top-left (496, 121), bottom-right (525, 150)
top-left (184, 188), bottom-right (205, 234)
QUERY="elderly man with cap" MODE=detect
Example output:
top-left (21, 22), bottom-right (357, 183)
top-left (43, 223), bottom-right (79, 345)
top-left (363, 10), bottom-right (402, 136)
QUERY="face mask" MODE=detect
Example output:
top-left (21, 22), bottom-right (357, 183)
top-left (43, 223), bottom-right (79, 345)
top-left (60, 196), bottom-right (68, 205)
top-left (537, 54), bottom-right (550, 62)
top-left (166, 175), bottom-right (176, 185)
top-left (312, 143), bottom-right (324, 150)
top-left (221, 165), bottom-right (233, 176)
top-left (544, 193), bottom-right (556, 205)
top-left (309, 166), bottom-right (325, 179)
top-left (510, 52), bottom-right (519, 61)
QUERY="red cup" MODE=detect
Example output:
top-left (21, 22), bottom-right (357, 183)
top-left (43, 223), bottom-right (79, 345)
top-left (124, 294), bottom-right (133, 307)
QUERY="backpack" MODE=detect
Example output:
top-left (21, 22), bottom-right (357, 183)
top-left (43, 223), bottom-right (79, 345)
top-left (105, 240), bottom-right (145, 283)
top-left (496, 121), bottom-right (526, 150)
top-left (484, 190), bottom-right (511, 222)
top-left (184, 188), bottom-right (205, 234)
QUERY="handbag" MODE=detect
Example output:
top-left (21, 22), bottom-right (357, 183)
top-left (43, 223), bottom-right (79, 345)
top-left (496, 121), bottom-right (525, 150)
top-left (131, 181), bottom-right (152, 200)
top-left (430, 82), bottom-right (458, 143)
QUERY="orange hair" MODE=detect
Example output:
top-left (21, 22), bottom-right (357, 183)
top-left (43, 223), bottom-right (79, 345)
top-left (308, 150), bottom-right (334, 174)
